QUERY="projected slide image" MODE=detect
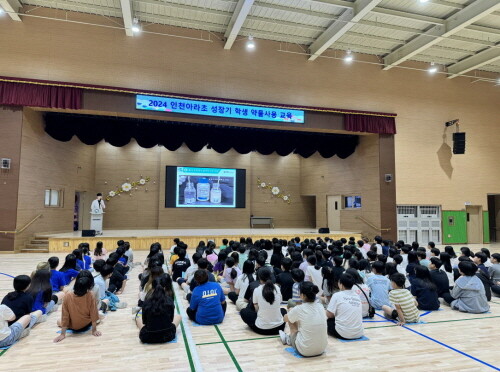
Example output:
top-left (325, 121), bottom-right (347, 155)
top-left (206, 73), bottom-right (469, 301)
top-left (176, 167), bottom-right (236, 208)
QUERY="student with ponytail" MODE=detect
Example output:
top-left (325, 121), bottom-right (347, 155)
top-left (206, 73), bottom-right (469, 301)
top-left (228, 260), bottom-right (255, 311)
top-left (222, 257), bottom-right (241, 294)
top-left (279, 282), bottom-right (327, 357)
top-left (136, 274), bottom-right (181, 344)
top-left (305, 256), bottom-right (323, 296)
top-left (240, 268), bottom-right (286, 335)
top-left (54, 271), bottom-right (101, 342)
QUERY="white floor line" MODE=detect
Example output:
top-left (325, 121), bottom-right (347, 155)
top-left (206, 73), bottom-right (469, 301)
top-left (174, 285), bottom-right (204, 372)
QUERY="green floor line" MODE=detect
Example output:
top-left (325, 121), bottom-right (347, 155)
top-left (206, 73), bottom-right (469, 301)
top-left (174, 296), bottom-right (196, 372)
top-left (214, 324), bottom-right (243, 372)
top-left (197, 335), bottom-right (279, 346)
top-left (0, 349), bottom-right (6, 357)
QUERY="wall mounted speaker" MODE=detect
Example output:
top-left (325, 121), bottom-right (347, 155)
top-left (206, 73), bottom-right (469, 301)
top-left (453, 132), bottom-right (466, 154)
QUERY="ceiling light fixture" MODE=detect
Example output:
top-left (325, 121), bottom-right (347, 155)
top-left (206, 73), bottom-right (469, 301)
top-left (420, 0), bottom-right (429, 3)
top-left (428, 62), bottom-right (438, 74)
top-left (0, 7), bottom-right (4, 14)
top-left (131, 17), bottom-right (141, 33)
top-left (246, 35), bottom-right (255, 50)
top-left (344, 49), bottom-right (353, 62)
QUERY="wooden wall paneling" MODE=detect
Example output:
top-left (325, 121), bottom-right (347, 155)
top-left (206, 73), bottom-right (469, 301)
top-left (0, 107), bottom-right (23, 251)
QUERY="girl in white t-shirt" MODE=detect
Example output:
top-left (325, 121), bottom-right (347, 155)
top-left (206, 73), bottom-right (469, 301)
top-left (305, 256), bottom-right (324, 296)
top-left (239, 268), bottom-right (286, 335)
top-left (228, 260), bottom-right (255, 311)
top-left (279, 282), bottom-right (327, 357)
top-left (346, 268), bottom-right (371, 318)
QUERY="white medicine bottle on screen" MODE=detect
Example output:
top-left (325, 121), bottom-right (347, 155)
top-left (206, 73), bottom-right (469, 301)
top-left (196, 178), bottom-right (211, 202)
top-left (184, 177), bottom-right (196, 204)
top-left (210, 180), bottom-right (221, 204)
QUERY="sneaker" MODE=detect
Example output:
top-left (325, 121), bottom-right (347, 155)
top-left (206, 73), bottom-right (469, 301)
top-left (115, 301), bottom-right (127, 309)
top-left (131, 306), bottom-right (141, 315)
top-left (279, 330), bottom-right (290, 345)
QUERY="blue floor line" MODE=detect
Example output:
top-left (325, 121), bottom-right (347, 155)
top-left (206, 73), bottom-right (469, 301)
top-left (0, 273), bottom-right (15, 278)
top-left (374, 313), bottom-right (500, 371)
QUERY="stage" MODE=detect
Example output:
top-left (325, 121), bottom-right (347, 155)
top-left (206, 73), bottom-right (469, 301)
top-left (39, 228), bottom-right (362, 252)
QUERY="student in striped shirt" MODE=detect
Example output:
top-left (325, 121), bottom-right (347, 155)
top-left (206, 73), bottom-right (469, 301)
top-left (382, 273), bottom-right (419, 326)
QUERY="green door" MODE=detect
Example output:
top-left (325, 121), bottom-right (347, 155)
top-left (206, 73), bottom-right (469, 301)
top-left (442, 211), bottom-right (467, 244)
top-left (483, 211), bottom-right (490, 244)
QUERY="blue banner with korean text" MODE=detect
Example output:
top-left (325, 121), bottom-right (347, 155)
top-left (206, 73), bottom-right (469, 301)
top-left (136, 95), bottom-right (305, 123)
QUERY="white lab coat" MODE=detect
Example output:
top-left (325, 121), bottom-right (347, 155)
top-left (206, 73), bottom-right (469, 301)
top-left (91, 199), bottom-right (106, 214)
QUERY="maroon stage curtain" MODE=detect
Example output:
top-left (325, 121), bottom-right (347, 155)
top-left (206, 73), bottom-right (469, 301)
top-left (344, 114), bottom-right (396, 134)
top-left (0, 81), bottom-right (82, 109)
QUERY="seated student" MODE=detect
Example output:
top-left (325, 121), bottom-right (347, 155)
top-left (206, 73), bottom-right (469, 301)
top-left (346, 269), bottom-right (371, 318)
top-left (178, 252), bottom-right (201, 294)
top-left (410, 266), bottom-right (440, 311)
top-left (276, 258), bottom-right (294, 301)
top-left (54, 272), bottom-right (102, 342)
top-left (213, 251), bottom-right (228, 278)
top-left (326, 273), bottom-right (364, 340)
top-left (107, 252), bottom-right (128, 295)
top-left (136, 275), bottom-right (181, 344)
top-left (406, 251), bottom-right (420, 283)
top-left (298, 249), bottom-right (314, 275)
top-left (123, 242), bottom-right (135, 267)
top-left (382, 273), bottom-right (420, 325)
top-left (304, 256), bottom-right (323, 296)
top-left (393, 254), bottom-right (410, 288)
top-left (430, 247), bottom-right (440, 258)
top-left (240, 269), bottom-right (286, 335)
top-left (417, 251), bottom-right (430, 268)
top-left (439, 253), bottom-right (456, 288)
top-left (93, 263), bottom-right (113, 312)
top-left (448, 261), bottom-right (489, 314)
top-left (93, 241), bottom-right (108, 262)
top-left (186, 258), bottom-right (216, 301)
top-left (236, 245), bottom-right (247, 270)
top-left (279, 282), bottom-right (327, 357)
top-left (1, 275), bottom-right (37, 326)
top-left (27, 270), bottom-right (64, 317)
top-left (366, 261), bottom-right (391, 310)
top-left (187, 270), bottom-right (226, 325)
top-left (489, 253), bottom-right (500, 296)
top-left (138, 266), bottom-right (165, 308)
top-left (427, 242), bottom-right (436, 259)
top-left (59, 254), bottom-right (80, 285)
top-left (287, 268), bottom-right (305, 308)
top-left (321, 266), bottom-right (337, 305)
top-left (222, 257), bottom-right (241, 294)
top-left (429, 258), bottom-right (453, 304)
top-left (0, 303), bottom-right (42, 348)
top-left (73, 248), bottom-right (88, 271)
top-left (172, 248), bottom-right (191, 283)
top-left (81, 244), bottom-right (93, 271)
top-left (228, 260), bottom-right (256, 311)
top-left (473, 253), bottom-right (489, 275)
top-left (48, 257), bottom-right (66, 293)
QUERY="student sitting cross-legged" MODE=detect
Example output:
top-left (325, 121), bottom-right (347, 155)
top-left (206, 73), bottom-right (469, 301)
top-left (240, 268), bottom-right (287, 335)
top-left (382, 273), bottom-right (420, 326)
top-left (279, 282), bottom-right (327, 357)
top-left (326, 273), bottom-right (364, 340)
top-left (54, 271), bottom-right (102, 342)
top-left (186, 270), bottom-right (226, 325)
top-left (448, 261), bottom-right (489, 314)
top-left (136, 274), bottom-right (181, 344)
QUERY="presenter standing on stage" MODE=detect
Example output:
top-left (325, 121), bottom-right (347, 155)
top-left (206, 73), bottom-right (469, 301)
top-left (90, 193), bottom-right (105, 236)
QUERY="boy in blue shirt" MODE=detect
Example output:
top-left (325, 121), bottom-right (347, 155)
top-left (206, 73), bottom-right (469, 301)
top-left (366, 261), bottom-right (392, 309)
top-left (187, 270), bottom-right (226, 325)
top-left (48, 257), bottom-right (66, 292)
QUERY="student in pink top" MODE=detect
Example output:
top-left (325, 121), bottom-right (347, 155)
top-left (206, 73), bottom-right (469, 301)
top-left (361, 237), bottom-right (371, 253)
top-left (92, 241), bottom-right (108, 262)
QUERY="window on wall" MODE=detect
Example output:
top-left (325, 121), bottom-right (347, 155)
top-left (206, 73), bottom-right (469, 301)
top-left (45, 189), bottom-right (63, 207)
top-left (344, 196), bottom-right (361, 209)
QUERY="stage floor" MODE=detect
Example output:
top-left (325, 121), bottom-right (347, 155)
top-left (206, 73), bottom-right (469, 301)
top-left (41, 228), bottom-right (360, 238)
top-left (39, 228), bottom-right (362, 252)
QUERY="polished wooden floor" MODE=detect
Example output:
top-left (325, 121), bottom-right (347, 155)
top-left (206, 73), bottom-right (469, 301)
top-left (1, 245), bottom-right (499, 372)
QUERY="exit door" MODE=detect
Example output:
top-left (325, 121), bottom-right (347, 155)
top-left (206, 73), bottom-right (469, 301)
top-left (466, 205), bottom-right (482, 244)
top-left (327, 196), bottom-right (342, 231)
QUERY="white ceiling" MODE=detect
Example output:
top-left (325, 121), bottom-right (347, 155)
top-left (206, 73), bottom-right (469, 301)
top-left (3, 0), bottom-right (500, 79)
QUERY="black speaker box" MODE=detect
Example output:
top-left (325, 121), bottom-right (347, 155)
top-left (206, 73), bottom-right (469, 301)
top-left (82, 229), bottom-right (96, 237)
top-left (318, 227), bottom-right (330, 233)
top-left (453, 132), bottom-right (466, 154)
